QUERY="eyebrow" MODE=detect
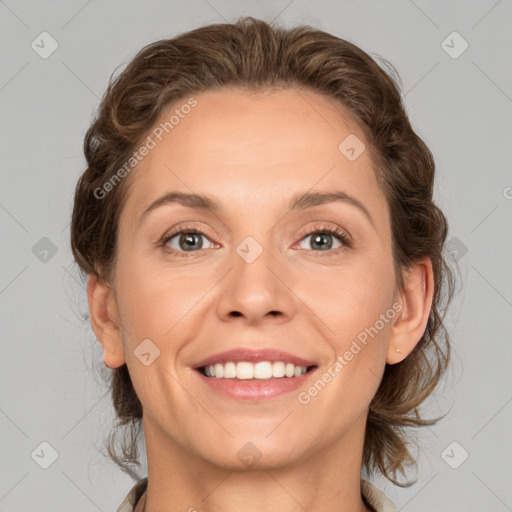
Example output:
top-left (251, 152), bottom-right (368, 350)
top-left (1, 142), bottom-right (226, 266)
top-left (139, 190), bottom-right (374, 227)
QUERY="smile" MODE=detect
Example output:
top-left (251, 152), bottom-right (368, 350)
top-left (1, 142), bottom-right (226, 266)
top-left (199, 361), bottom-right (314, 379)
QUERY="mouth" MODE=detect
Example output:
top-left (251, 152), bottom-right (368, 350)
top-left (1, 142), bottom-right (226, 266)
top-left (192, 347), bottom-right (319, 401)
top-left (197, 361), bottom-right (317, 380)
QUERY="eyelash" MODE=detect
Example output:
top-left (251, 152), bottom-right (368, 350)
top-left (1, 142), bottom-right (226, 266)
top-left (159, 222), bottom-right (352, 258)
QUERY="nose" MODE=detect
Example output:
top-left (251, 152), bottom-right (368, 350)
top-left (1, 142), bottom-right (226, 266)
top-left (215, 237), bottom-right (296, 326)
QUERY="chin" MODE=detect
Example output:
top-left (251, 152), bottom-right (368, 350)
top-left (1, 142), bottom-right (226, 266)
top-left (190, 433), bottom-right (313, 473)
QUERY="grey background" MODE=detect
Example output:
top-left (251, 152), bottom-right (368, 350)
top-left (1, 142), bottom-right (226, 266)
top-left (1, 0), bottom-right (511, 510)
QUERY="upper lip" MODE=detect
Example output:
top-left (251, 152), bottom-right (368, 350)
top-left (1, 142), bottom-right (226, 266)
top-left (193, 348), bottom-right (317, 369)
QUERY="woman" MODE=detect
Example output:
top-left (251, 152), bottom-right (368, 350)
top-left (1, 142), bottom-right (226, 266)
top-left (71, 16), bottom-right (453, 512)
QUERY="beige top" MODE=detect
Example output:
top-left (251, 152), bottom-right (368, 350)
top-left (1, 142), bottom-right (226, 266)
top-left (116, 477), bottom-right (398, 512)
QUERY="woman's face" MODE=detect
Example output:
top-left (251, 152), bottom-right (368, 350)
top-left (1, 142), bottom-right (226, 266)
top-left (106, 87), bottom-right (401, 469)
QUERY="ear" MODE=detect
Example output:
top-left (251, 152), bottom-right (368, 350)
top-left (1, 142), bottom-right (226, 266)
top-left (87, 274), bottom-right (126, 369)
top-left (387, 257), bottom-right (434, 364)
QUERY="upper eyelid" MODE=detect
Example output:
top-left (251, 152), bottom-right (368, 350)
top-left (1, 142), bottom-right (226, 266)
top-left (163, 222), bottom-right (346, 237)
top-left (162, 222), bottom-right (351, 247)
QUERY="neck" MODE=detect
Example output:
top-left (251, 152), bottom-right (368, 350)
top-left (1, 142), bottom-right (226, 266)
top-left (141, 414), bottom-right (372, 512)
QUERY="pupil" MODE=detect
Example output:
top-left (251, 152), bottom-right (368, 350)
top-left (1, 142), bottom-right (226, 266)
top-left (180, 233), bottom-right (202, 251)
top-left (312, 233), bottom-right (332, 250)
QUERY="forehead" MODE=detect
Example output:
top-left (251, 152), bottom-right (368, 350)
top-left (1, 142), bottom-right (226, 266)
top-left (151, 87), bottom-right (368, 167)
top-left (122, 87), bottom-right (388, 227)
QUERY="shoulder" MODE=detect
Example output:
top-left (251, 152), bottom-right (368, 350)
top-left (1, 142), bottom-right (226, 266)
top-left (361, 480), bottom-right (399, 512)
top-left (116, 477), bottom-right (397, 512)
top-left (116, 477), bottom-right (148, 512)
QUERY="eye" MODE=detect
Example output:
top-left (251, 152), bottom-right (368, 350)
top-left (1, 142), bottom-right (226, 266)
top-left (295, 224), bottom-right (352, 252)
top-left (160, 224), bottom-right (216, 256)
top-left (159, 222), bottom-right (352, 258)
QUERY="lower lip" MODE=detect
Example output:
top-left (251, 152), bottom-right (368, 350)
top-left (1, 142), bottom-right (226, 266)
top-left (195, 368), bottom-right (317, 401)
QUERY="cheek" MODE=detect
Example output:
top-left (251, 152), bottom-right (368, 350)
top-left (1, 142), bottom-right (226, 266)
top-left (296, 260), bottom-right (396, 403)
top-left (113, 264), bottom-right (200, 401)
top-left (115, 251), bottom-right (201, 335)
top-left (301, 260), bottom-right (396, 338)
top-left (297, 274), bottom-right (395, 428)
top-left (113, 257), bottom-right (217, 389)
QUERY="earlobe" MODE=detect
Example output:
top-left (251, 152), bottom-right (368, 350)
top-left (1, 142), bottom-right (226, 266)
top-left (87, 274), bottom-right (126, 369)
top-left (386, 257), bottom-right (434, 365)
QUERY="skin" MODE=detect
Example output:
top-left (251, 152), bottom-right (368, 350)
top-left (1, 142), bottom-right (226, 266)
top-left (88, 87), bottom-right (434, 512)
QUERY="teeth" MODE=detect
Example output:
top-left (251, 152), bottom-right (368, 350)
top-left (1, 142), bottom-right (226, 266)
top-left (237, 361), bottom-right (254, 379)
top-left (214, 363), bottom-right (224, 378)
top-left (224, 361), bottom-right (237, 378)
top-left (204, 361), bottom-right (309, 379)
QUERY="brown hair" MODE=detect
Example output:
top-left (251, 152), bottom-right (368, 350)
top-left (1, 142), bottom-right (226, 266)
top-left (71, 16), bottom-right (454, 485)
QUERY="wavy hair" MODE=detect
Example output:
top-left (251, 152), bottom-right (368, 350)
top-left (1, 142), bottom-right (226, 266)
top-left (70, 16), bottom-right (454, 485)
